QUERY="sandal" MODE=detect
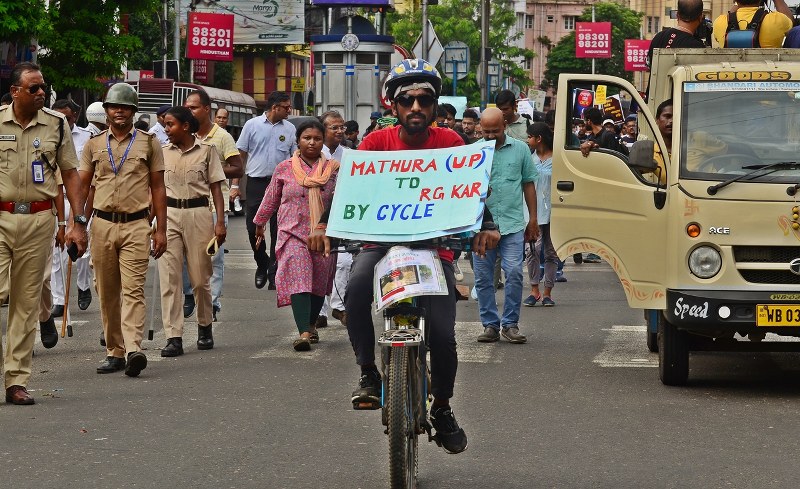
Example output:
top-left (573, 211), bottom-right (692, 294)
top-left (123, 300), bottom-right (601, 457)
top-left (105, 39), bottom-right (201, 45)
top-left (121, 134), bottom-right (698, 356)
top-left (308, 330), bottom-right (319, 344)
top-left (293, 337), bottom-right (311, 351)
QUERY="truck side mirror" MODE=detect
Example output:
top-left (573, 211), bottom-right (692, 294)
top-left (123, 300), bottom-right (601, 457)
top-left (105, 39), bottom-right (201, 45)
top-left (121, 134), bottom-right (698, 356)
top-left (627, 140), bottom-right (657, 171)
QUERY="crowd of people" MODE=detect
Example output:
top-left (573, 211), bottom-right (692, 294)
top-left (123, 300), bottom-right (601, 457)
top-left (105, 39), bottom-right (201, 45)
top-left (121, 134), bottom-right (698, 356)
top-left (1, 58), bottom-right (615, 457)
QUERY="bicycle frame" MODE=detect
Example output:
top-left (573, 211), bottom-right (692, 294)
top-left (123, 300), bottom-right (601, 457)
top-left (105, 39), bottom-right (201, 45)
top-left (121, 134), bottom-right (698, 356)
top-left (378, 299), bottom-right (432, 437)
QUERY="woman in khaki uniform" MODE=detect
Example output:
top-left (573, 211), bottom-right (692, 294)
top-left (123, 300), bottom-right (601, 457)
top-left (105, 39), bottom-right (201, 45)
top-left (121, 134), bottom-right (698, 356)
top-left (159, 106), bottom-right (226, 357)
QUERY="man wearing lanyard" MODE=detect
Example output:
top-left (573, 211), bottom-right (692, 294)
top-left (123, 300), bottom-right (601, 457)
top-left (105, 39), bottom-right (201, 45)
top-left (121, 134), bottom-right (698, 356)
top-left (79, 83), bottom-right (167, 378)
top-left (235, 92), bottom-right (296, 290)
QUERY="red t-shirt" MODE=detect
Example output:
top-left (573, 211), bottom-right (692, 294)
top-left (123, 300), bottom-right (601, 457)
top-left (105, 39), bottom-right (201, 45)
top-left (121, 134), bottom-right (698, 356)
top-left (359, 125), bottom-right (465, 152)
top-left (359, 125), bottom-right (465, 262)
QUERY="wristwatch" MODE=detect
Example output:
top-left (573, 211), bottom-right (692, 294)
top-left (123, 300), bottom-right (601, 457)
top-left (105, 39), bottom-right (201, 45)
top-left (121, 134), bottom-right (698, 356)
top-left (73, 214), bottom-right (88, 226)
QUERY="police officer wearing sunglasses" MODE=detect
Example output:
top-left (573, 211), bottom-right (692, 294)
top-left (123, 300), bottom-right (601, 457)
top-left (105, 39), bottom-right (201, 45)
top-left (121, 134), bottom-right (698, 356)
top-left (0, 62), bottom-right (87, 405)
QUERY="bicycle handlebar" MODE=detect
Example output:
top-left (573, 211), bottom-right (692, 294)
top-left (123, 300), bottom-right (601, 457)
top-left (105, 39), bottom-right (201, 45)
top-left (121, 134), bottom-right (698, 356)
top-left (331, 236), bottom-right (473, 254)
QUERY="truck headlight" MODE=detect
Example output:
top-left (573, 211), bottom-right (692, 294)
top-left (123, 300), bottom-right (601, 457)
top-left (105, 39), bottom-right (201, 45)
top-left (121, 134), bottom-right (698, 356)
top-left (688, 246), bottom-right (722, 279)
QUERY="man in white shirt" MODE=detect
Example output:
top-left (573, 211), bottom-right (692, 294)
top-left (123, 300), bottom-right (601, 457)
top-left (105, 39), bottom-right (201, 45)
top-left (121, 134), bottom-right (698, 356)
top-left (316, 111), bottom-right (350, 328)
top-left (50, 99), bottom-right (94, 317)
top-left (148, 104), bottom-right (171, 145)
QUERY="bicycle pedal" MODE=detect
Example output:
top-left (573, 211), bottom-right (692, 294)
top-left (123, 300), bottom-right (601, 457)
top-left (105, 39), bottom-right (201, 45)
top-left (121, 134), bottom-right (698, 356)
top-left (352, 399), bottom-right (381, 410)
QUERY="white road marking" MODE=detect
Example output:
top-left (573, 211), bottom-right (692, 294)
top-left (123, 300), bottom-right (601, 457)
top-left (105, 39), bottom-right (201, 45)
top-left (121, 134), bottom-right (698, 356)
top-left (593, 325), bottom-right (658, 368)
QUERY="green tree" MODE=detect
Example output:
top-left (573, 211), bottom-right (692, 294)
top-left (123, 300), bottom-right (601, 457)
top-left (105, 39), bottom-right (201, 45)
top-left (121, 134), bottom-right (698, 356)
top-left (387, 0), bottom-right (534, 106)
top-left (543, 2), bottom-right (642, 88)
top-left (0, 0), bottom-right (50, 42)
top-left (127, 8), bottom-right (165, 73)
top-left (38, 0), bottom-right (161, 91)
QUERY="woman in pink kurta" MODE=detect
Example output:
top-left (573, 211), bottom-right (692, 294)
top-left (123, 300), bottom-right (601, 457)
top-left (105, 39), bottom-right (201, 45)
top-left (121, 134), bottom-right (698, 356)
top-left (254, 120), bottom-right (339, 351)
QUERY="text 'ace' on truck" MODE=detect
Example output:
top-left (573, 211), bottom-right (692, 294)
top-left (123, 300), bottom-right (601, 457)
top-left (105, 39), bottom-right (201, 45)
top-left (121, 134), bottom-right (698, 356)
top-left (552, 48), bottom-right (800, 386)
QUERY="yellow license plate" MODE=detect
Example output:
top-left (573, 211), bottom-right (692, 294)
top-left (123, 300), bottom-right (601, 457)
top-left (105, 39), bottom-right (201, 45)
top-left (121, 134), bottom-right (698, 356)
top-left (756, 305), bottom-right (800, 327)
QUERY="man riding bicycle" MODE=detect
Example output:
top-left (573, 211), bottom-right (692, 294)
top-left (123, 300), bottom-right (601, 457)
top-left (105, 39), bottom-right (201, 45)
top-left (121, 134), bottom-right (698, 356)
top-left (308, 59), bottom-right (500, 454)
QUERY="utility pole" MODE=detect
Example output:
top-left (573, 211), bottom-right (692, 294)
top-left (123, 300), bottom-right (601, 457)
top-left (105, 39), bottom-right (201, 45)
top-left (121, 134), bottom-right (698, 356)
top-left (162, 0), bottom-right (168, 79)
top-left (480, 0), bottom-right (489, 107)
top-left (422, 0), bottom-right (429, 59)
top-left (591, 5), bottom-right (596, 76)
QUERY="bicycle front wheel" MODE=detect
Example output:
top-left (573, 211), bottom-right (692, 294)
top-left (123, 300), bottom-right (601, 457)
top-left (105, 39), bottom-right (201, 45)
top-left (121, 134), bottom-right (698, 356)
top-left (386, 346), bottom-right (418, 489)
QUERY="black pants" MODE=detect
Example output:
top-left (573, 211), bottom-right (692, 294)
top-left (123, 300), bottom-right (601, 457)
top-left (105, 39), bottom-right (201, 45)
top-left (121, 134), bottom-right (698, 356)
top-left (245, 176), bottom-right (278, 274)
top-left (345, 248), bottom-right (458, 400)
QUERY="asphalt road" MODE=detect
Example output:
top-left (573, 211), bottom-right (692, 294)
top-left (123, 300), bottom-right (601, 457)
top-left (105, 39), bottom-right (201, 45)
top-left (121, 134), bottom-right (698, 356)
top-left (3, 215), bottom-right (800, 489)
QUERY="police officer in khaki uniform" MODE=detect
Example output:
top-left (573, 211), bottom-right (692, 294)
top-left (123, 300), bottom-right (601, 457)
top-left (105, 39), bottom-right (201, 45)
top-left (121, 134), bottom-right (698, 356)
top-left (0, 62), bottom-right (87, 405)
top-left (158, 106), bottom-right (227, 357)
top-left (79, 83), bottom-right (167, 378)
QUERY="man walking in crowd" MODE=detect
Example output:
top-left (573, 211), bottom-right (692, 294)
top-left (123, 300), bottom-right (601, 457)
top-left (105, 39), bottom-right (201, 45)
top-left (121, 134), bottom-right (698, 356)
top-left (461, 109), bottom-right (481, 143)
top-left (317, 110), bottom-right (350, 328)
top-left (79, 83), bottom-right (167, 378)
top-left (343, 120), bottom-right (359, 148)
top-left (363, 110), bottom-right (381, 136)
top-left (235, 92), bottom-right (296, 290)
top-left (182, 89), bottom-right (243, 321)
top-left (474, 108), bottom-right (538, 345)
top-left (495, 89), bottom-right (529, 142)
top-left (85, 101), bottom-right (107, 136)
top-left (215, 107), bottom-right (229, 129)
top-left (50, 99), bottom-right (94, 316)
top-left (1, 62), bottom-right (87, 404)
top-left (149, 104), bottom-right (171, 145)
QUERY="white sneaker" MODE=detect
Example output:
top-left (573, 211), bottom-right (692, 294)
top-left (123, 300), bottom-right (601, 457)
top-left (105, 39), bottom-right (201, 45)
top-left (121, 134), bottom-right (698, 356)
top-left (453, 259), bottom-right (464, 281)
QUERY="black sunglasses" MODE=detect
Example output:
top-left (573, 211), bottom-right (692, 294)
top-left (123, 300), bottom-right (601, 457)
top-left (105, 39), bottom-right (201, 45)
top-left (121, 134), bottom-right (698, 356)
top-left (395, 94), bottom-right (436, 108)
top-left (15, 83), bottom-right (47, 95)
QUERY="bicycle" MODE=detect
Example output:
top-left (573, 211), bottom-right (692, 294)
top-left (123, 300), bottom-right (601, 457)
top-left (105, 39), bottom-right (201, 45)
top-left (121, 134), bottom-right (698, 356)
top-left (335, 236), bottom-right (470, 488)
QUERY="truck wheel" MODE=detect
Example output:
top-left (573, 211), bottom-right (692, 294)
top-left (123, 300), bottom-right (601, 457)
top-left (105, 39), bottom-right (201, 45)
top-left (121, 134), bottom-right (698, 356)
top-left (658, 315), bottom-right (689, 386)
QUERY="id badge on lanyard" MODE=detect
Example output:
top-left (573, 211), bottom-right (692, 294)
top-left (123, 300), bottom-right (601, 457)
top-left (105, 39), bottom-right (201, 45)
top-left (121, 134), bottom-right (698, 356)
top-left (32, 160), bottom-right (45, 183)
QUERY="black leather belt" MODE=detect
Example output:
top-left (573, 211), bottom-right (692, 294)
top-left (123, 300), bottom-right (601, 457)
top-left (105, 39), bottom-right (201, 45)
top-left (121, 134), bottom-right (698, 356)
top-left (94, 208), bottom-right (149, 223)
top-left (167, 196), bottom-right (209, 209)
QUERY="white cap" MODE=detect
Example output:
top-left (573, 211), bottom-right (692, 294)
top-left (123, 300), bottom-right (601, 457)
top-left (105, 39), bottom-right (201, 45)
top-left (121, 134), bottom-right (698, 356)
top-left (602, 119), bottom-right (615, 126)
top-left (86, 102), bottom-right (106, 124)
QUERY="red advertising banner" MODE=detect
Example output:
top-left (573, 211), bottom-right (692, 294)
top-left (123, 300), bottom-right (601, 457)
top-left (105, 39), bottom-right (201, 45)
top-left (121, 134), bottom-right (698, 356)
top-left (193, 59), bottom-right (208, 84)
top-left (624, 39), bottom-right (651, 71)
top-left (575, 22), bottom-right (612, 58)
top-left (186, 12), bottom-right (234, 62)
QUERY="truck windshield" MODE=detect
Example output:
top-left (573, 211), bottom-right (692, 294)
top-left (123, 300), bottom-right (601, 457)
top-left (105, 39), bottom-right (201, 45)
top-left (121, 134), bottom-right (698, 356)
top-left (680, 81), bottom-right (800, 182)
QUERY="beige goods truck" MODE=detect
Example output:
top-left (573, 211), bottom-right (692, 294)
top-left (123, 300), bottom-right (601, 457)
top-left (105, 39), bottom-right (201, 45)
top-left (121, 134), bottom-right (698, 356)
top-left (552, 48), bottom-right (800, 385)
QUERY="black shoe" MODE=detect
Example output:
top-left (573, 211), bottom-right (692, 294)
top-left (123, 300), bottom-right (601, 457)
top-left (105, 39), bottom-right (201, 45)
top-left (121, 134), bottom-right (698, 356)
top-left (51, 304), bottom-right (64, 318)
top-left (267, 280), bottom-right (276, 290)
top-left (100, 331), bottom-right (106, 347)
top-left (212, 304), bottom-right (220, 322)
top-left (183, 294), bottom-right (196, 318)
top-left (161, 337), bottom-right (184, 357)
top-left (77, 288), bottom-right (92, 310)
top-left (254, 267), bottom-right (268, 289)
top-left (40, 316), bottom-right (58, 349)
top-left (430, 406), bottom-right (468, 454)
top-left (351, 369), bottom-right (381, 410)
top-left (96, 356), bottom-right (125, 374)
top-left (197, 324), bottom-right (214, 350)
top-left (125, 351), bottom-right (147, 377)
